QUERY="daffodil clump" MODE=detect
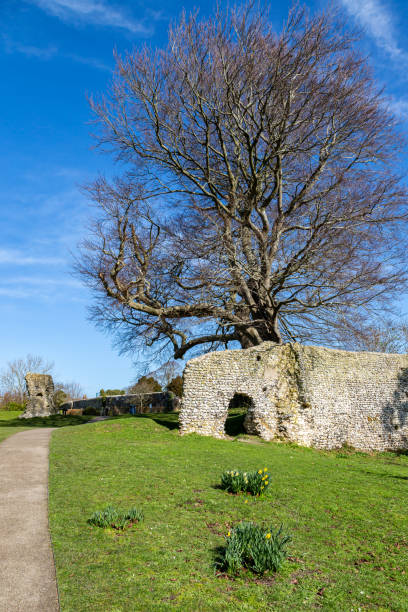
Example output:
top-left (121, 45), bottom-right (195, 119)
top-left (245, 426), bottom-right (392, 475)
top-left (88, 505), bottom-right (143, 530)
top-left (220, 467), bottom-right (269, 496)
top-left (219, 522), bottom-right (291, 575)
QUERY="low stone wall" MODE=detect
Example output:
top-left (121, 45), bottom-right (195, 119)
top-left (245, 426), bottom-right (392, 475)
top-left (60, 391), bottom-right (178, 415)
top-left (179, 342), bottom-right (408, 451)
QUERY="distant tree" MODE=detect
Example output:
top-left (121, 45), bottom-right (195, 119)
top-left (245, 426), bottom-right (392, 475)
top-left (53, 389), bottom-right (68, 408)
top-left (0, 354), bottom-right (54, 404)
top-left (68, 382), bottom-right (84, 399)
top-left (166, 375), bottom-right (183, 397)
top-left (99, 388), bottom-right (126, 396)
top-left (129, 376), bottom-right (162, 394)
top-left (149, 361), bottom-right (183, 389)
top-left (53, 381), bottom-right (85, 406)
top-left (77, 3), bottom-right (408, 362)
top-left (0, 391), bottom-right (26, 411)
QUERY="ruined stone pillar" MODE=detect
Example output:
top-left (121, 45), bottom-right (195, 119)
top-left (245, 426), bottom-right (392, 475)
top-left (19, 373), bottom-right (57, 419)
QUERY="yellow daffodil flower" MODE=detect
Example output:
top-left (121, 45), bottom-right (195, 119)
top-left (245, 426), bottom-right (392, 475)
top-left (265, 533), bottom-right (271, 539)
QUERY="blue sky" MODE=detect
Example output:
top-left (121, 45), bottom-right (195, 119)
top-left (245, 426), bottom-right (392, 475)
top-left (1, 0), bottom-right (408, 396)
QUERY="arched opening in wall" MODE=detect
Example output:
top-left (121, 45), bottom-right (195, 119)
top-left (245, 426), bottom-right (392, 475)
top-left (225, 393), bottom-right (254, 436)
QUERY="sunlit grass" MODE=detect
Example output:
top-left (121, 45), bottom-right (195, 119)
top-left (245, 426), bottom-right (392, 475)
top-left (0, 410), bottom-right (92, 444)
top-left (49, 414), bottom-right (408, 611)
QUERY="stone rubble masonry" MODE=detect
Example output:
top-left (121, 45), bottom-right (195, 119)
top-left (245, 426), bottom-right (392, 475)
top-left (179, 342), bottom-right (408, 451)
top-left (60, 391), bottom-right (178, 414)
top-left (20, 373), bottom-right (57, 419)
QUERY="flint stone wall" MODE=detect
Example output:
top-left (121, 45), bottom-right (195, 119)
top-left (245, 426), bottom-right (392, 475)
top-left (60, 391), bottom-right (178, 415)
top-left (179, 342), bottom-right (408, 451)
top-left (20, 373), bottom-right (57, 419)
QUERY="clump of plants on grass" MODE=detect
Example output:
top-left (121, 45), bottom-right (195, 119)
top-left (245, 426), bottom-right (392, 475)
top-left (88, 506), bottom-right (143, 530)
top-left (82, 406), bottom-right (99, 416)
top-left (217, 522), bottom-right (291, 575)
top-left (220, 468), bottom-right (269, 496)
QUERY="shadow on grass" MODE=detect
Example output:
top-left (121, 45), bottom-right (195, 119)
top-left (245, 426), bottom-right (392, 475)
top-left (0, 408), bottom-right (255, 435)
top-left (0, 411), bottom-right (181, 431)
top-left (360, 469), bottom-right (408, 480)
top-left (213, 544), bottom-right (228, 573)
top-left (0, 413), bottom-right (93, 428)
top-left (131, 412), bottom-right (180, 431)
top-left (133, 408), bottom-right (250, 435)
top-left (390, 449), bottom-right (408, 457)
top-left (211, 483), bottom-right (225, 491)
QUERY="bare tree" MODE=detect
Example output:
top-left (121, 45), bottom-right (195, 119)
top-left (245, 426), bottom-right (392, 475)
top-left (339, 318), bottom-right (408, 353)
top-left (54, 381), bottom-right (85, 400)
top-left (148, 360), bottom-right (183, 389)
top-left (0, 355), bottom-right (54, 403)
top-left (77, 3), bottom-right (408, 361)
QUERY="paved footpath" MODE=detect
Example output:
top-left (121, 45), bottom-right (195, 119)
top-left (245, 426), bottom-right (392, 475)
top-left (0, 428), bottom-right (59, 612)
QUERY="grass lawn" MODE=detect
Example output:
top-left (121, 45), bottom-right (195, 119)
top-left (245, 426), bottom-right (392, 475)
top-left (49, 413), bottom-right (408, 611)
top-left (0, 410), bottom-right (92, 444)
top-left (0, 411), bottom-right (27, 442)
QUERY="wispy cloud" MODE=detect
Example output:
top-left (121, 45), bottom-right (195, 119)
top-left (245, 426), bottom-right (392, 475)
top-left (340, 0), bottom-right (408, 62)
top-left (2, 34), bottom-right (57, 59)
top-left (3, 277), bottom-right (82, 287)
top-left (339, 1), bottom-right (408, 121)
top-left (64, 52), bottom-right (112, 72)
top-left (28, 0), bottom-right (152, 35)
top-left (0, 288), bottom-right (31, 299)
top-left (387, 98), bottom-right (408, 121)
top-left (0, 276), bottom-right (84, 301)
top-left (0, 283), bottom-right (86, 302)
top-left (0, 249), bottom-right (65, 266)
top-left (2, 34), bottom-right (111, 71)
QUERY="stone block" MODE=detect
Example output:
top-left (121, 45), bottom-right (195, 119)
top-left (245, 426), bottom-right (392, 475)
top-left (20, 373), bottom-right (57, 419)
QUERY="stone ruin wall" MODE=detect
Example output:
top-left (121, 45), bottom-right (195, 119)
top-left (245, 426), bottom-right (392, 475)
top-left (60, 391), bottom-right (179, 415)
top-left (179, 342), bottom-right (408, 451)
top-left (20, 372), bottom-right (57, 419)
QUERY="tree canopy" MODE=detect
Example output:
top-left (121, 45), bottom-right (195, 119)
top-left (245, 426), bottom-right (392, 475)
top-left (99, 388), bottom-right (125, 396)
top-left (129, 376), bottom-right (162, 394)
top-left (166, 375), bottom-right (183, 397)
top-left (77, 3), bottom-right (408, 361)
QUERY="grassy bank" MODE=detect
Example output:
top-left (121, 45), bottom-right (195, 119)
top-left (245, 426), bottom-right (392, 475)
top-left (0, 411), bottom-right (26, 442)
top-left (49, 414), bottom-right (408, 611)
top-left (0, 410), bottom-right (92, 444)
